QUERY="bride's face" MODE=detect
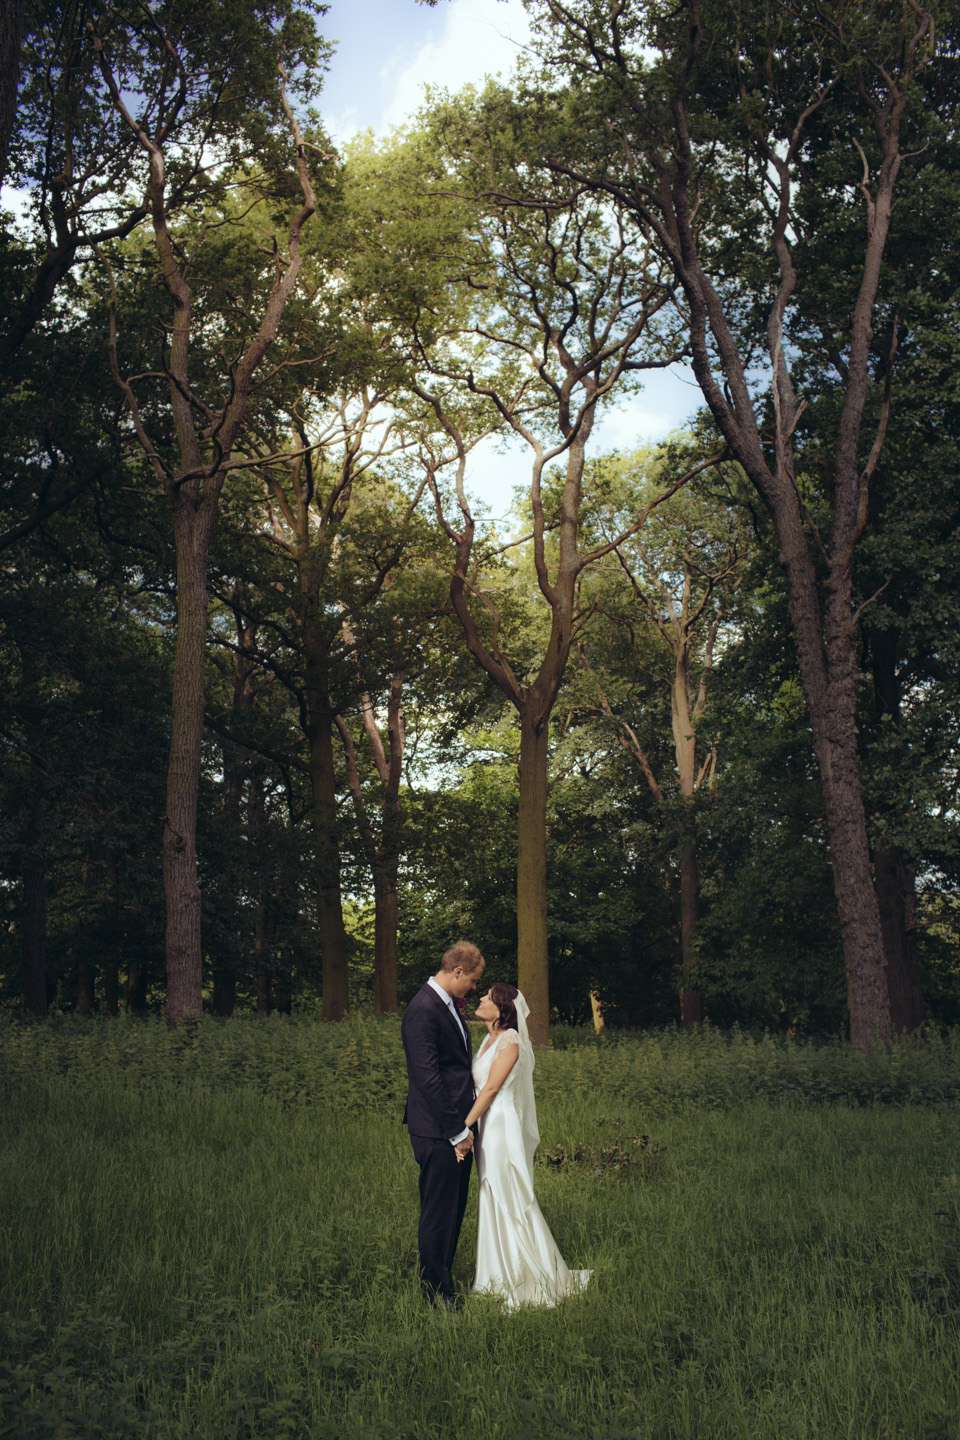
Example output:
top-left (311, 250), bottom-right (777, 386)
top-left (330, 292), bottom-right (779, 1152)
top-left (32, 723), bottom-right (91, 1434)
top-left (475, 992), bottom-right (499, 1023)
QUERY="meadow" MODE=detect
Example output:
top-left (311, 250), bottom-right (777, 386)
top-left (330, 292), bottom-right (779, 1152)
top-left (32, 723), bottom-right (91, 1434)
top-left (2, 1015), bottom-right (959, 1440)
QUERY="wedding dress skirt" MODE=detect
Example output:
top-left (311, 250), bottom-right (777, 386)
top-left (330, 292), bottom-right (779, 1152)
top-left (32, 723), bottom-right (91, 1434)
top-left (472, 1028), bottom-right (591, 1309)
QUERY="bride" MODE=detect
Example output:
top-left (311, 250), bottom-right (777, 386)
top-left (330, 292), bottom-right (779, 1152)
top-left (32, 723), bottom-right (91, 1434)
top-left (462, 982), bottom-right (591, 1308)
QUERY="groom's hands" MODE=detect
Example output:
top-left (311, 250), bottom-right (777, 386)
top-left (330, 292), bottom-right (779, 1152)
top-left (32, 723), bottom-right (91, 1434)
top-left (454, 1132), bottom-right (474, 1162)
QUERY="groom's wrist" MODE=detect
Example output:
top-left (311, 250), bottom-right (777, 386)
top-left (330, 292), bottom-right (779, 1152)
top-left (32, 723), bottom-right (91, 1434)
top-left (450, 1126), bottom-right (469, 1145)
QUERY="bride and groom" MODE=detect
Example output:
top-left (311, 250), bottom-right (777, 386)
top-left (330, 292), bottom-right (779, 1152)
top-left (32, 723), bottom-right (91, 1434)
top-left (401, 940), bottom-right (591, 1309)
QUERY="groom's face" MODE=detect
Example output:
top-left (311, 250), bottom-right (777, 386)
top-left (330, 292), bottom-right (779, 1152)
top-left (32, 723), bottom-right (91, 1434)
top-left (450, 959), bottom-right (485, 998)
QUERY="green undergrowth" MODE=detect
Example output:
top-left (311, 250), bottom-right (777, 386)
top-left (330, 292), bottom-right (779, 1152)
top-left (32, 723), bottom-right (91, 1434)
top-left (4, 1012), bottom-right (960, 1113)
top-left (1, 1017), bottom-right (960, 1439)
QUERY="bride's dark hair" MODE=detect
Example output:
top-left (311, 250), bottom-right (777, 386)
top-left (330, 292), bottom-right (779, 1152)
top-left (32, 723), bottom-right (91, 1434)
top-left (489, 982), bottom-right (518, 1033)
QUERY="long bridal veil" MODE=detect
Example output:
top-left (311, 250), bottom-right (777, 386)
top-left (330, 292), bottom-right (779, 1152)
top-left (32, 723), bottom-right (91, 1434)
top-left (513, 991), bottom-right (540, 1173)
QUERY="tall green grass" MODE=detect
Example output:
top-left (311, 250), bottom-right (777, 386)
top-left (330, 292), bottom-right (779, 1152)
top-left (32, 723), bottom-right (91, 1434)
top-left (2, 1016), bottom-right (959, 1439)
top-left (5, 1013), bottom-right (960, 1110)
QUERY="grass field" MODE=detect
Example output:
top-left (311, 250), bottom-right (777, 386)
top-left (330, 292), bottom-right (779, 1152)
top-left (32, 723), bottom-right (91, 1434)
top-left (1, 1016), bottom-right (959, 1439)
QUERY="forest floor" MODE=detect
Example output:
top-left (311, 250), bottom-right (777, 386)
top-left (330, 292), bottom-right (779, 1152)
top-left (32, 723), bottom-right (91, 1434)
top-left (1, 1015), bottom-right (959, 1440)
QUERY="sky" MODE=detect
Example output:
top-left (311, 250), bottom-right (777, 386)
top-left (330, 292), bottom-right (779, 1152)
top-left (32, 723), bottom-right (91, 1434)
top-left (317, 0), bottom-right (534, 143)
top-left (314, 0), bottom-right (701, 512)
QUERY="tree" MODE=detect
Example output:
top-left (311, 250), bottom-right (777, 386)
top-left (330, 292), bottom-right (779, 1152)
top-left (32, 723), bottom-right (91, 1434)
top-left (528, 0), bottom-right (942, 1045)
top-left (0, 0), bottom-right (25, 188)
top-left (94, 5), bottom-right (326, 1024)
top-left (577, 445), bottom-right (747, 1023)
top-left (334, 519), bottom-right (453, 1014)
top-left (208, 383), bottom-right (433, 1019)
top-left (365, 88), bottom-right (716, 1040)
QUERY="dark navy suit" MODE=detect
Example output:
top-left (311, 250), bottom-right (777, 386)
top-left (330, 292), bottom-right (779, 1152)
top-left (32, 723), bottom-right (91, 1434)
top-left (401, 983), bottom-right (475, 1301)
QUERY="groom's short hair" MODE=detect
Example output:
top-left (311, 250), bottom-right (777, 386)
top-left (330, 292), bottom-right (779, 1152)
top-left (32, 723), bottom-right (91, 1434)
top-left (440, 940), bottom-right (484, 975)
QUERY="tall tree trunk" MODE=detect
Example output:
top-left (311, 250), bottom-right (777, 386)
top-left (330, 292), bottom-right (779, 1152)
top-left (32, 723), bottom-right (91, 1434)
top-left (0, 0), bottom-right (26, 188)
top-left (373, 867), bottom-right (399, 1015)
top-left (335, 667), bottom-right (406, 1015)
top-left (75, 938), bottom-right (95, 1015)
top-left (678, 838), bottom-right (702, 1027)
top-left (102, 963), bottom-right (119, 1015)
top-left (272, 962), bottom-right (292, 1014)
top-left (126, 958), bottom-right (147, 1013)
top-left (163, 505), bottom-right (213, 1026)
top-left (75, 960), bottom-right (94, 1015)
top-left (789, 561), bottom-right (891, 1046)
top-left (254, 867), bottom-right (271, 1015)
top-left (810, 723), bottom-right (889, 1044)
top-left (211, 970), bottom-right (236, 1017)
top-left (373, 680), bottom-right (404, 1015)
top-left (672, 646), bottom-right (703, 1026)
top-left (213, 611), bottom-right (257, 1016)
top-left (517, 706), bottom-right (550, 1046)
top-left (875, 846), bottom-right (923, 1033)
top-left (20, 760), bottom-right (48, 1019)
top-left (335, 710), bottom-right (401, 1016)
top-left (21, 867), bottom-right (48, 1019)
top-left (76, 860), bottom-right (96, 1014)
top-left (868, 624), bottom-right (925, 1031)
top-left (309, 706), bottom-right (349, 1020)
top-left (102, 861), bottom-right (120, 1015)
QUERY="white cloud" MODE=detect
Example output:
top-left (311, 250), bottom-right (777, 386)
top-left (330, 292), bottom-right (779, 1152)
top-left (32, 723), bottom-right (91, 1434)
top-left (594, 368), bottom-right (704, 452)
top-left (379, 0), bottom-right (532, 133)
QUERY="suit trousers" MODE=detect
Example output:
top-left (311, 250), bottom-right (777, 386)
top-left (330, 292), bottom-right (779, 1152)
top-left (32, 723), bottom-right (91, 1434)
top-left (410, 1132), bottom-right (473, 1300)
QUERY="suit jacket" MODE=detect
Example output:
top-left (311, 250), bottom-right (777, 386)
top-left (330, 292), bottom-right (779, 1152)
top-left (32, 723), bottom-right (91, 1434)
top-left (401, 983), bottom-right (474, 1139)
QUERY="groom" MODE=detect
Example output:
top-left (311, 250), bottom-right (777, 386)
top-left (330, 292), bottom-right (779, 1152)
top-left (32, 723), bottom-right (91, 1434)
top-left (401, 940), bottom-right (485, 1306)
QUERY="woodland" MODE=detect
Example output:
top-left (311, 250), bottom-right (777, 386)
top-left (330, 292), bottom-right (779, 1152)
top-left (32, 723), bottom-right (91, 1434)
top-left (2, 0), bottom-right (960, 1046)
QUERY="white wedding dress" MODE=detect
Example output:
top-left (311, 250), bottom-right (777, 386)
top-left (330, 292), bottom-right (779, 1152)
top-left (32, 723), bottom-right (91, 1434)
top-left (472, 996), bottom-right (591, 1309)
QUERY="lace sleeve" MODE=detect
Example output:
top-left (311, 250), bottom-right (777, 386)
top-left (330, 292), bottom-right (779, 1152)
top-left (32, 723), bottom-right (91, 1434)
top-left (493, 1027), bottom-right (520, 1054)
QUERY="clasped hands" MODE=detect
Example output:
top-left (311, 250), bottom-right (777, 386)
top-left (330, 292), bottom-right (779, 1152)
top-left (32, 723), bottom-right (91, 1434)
top-left (454, 1131), bottom-right (474, 1163)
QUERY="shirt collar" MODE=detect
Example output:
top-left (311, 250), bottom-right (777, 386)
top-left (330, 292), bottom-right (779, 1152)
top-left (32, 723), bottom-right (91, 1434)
top-left (427, 975), bottom-right (454, 1008)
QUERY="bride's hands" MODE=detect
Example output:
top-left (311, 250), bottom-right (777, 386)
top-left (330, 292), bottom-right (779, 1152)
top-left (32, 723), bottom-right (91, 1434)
top-left (454, 1132), bottom-right (474, 1162)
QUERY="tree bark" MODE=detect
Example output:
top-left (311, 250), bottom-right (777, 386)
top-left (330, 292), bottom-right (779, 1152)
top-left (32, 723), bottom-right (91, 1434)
top-left (874, 845), bottom-right (923, 1033)
top-left (678, 838), bottom-right (702, 1027)
top-left (868, 625), bottom-right (925, 1031)
top-left (211, 970), bottom-right (236, 1018)
top-left (75, 960), bottom-right (94, 1016)
top-left (162, 502), bottom-right (214, 1026)
top-left (373, 868), bottom-right (399, 1015)
top-left (126, 958), bottom-right (147, 1013)
top-left (20, 760), bottom-right (48, 1019)
top-left (255, 973), bottom-right (271, 1013)
top-left (672, 633), bottom-right (704, 1026)
top-left (212, 614), bottom-right (258, 1016)
top-left (76, 860), bottom-right (96, 1015)
top-left (336, 667), bottom-right (405, 1015)
top-left (102, 861), bottom-right (120, 1015)
top-left (791, 561), bottom-right (891, 1046)
top-left (309, 705), bottom-right (350, 1020)
top-left (371, 677), bottom-right (405, 1014)
top-left (21, 868), bottom-right (48, 1019)
top-left (0, 0), bottom-right (26, 189)
top-left (272, 963), bottom-right (292, 1014)
top-left (517, 707), bottom-right (550, 1045)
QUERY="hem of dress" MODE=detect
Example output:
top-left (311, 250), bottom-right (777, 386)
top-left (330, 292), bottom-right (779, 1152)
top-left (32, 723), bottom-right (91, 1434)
top-left (471, 1270), bottom-right (592, 1310)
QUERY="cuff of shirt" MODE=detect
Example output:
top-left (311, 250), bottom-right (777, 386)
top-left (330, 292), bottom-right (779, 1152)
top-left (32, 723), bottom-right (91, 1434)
top-left (449, 1127), bottom-right (469, 1145)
